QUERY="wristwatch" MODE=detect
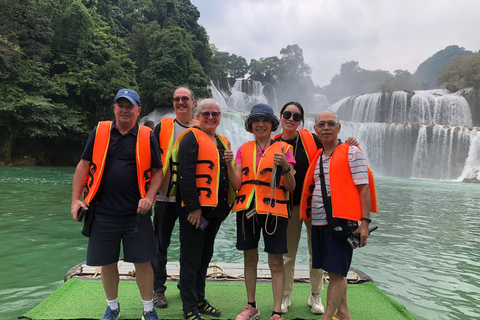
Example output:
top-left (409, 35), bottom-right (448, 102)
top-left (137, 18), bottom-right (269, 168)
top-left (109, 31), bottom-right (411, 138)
top-left (361, 217), bottom-right (372, 223)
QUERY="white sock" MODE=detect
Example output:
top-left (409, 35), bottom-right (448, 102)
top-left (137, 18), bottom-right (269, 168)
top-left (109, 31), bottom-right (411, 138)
top-left (143, 299), bottom-right (154, 312)
top-left (107, 297), bottom-right (119, 310)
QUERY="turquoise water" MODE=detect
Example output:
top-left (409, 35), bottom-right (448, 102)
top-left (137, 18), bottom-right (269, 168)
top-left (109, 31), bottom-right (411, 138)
top-left (1, 166), bottom-right (479, 320)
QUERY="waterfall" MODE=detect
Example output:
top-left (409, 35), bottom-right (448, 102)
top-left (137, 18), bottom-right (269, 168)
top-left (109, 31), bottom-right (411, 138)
top-left (334, 89), bottom-right (472, 126)
top-left (305, 94), bottom-right (330, 115)
top-left (332, 89), bottom-right (479, 180)
top-left (226, 79), bottom-right (268, 113)
top-left (143, 83), bottom-right (480, 181)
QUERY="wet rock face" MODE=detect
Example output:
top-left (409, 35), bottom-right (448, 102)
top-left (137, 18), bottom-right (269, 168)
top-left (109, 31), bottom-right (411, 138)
top-left (463, 89), bottom-right (480, 127)
top-left (462, 177), bottom-right (480, 183)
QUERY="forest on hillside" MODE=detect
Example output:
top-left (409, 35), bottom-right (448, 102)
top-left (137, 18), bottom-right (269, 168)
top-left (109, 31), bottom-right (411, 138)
top-left (1, 0), bottom-right (479, 165)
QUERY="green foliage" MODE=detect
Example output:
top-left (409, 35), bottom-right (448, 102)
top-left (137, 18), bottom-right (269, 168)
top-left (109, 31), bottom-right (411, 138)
top-left (414, 45), bottom-right (473, 89)
top-left (438, 53), bottom-right (480, 91)
top-left (210, 45), bottom-right (248, 90)
top-left (0, 0), bottom-right (213, 165)
top-left (248, 44), bottom-right (317, 106)
top-left (249, 56), bottom-right (281, 84)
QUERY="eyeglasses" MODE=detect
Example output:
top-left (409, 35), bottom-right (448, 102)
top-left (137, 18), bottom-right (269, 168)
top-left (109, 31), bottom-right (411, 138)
top-left (282, 111), bottom-right (302, 122)
top-left (252, 118), bottom-right (272, 124)
top-left (173, 96), bottom-right (190, 103)
top-left (316, 121), bottom-right (338, 128)
top-left (200, 111), bottom-right (221, 118)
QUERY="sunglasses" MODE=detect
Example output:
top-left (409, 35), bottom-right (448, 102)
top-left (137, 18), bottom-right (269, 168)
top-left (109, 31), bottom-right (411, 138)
top-left (173, 96), bottom-right (190, 103)
top-left (282, 111), bottom-right (302, 122)
top-left (200, 111), bottom-right (221, 118)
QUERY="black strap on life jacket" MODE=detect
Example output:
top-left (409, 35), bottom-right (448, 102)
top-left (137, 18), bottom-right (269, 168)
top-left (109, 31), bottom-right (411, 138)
top-left (197, 187), bottom-right (212, 198)
top-left (263, 197), bottom-right (289, 208)
top-left (197, 159), bottom-right (214, 170)
top-left (235, 194), bottom-right (247, 204)
top-left (196, 174), bottom-right (212, 185)
top-left (241, 179), bottom-right (287, 192)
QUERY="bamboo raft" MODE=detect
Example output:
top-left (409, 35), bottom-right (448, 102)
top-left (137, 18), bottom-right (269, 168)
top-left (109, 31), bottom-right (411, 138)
top-left (65, 260), bottom-right (372, 284)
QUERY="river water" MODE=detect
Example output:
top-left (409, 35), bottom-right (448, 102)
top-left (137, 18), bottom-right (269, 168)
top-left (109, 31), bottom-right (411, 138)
top-left (1, 166), bottom-right (479, 320)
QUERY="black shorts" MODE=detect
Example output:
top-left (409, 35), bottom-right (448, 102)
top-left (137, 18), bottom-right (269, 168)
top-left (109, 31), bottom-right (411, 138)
top-left (87, 211), bottom-right (156, 266)
top-left (311, 225), bottom-right (353, 277)
top-left (236, 211), bottom-right (288, 254)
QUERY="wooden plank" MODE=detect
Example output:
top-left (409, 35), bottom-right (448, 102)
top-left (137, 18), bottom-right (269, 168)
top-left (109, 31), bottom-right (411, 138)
top-left (76, 260), bottom-right (363, 283)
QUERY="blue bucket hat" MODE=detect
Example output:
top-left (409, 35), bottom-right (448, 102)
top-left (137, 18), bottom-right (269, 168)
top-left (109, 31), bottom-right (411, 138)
top-left (114, 88), bottom-right (141, 106)
top-left (245, 103), bottom-right (280, 132)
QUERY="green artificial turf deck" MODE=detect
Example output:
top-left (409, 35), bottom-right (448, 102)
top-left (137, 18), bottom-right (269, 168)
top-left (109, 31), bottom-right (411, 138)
top-left (20, 278), bottom-right (418, 320)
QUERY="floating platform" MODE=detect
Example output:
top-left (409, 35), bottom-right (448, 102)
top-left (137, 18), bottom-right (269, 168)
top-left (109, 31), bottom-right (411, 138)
top-left (65, 260), bottom-right (372, 284)
top-left (20, 261), bottom-right (418, 320)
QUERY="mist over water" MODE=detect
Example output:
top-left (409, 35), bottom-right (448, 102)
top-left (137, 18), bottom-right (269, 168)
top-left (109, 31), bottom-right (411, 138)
top-left (145, 82), bottom-right (480, 181)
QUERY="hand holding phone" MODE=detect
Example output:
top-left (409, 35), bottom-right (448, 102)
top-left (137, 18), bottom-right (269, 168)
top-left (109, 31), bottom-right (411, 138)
top-left (347, 225), bottom-right (378, 249)
top-left (77, 207), bottom-right (87, 222)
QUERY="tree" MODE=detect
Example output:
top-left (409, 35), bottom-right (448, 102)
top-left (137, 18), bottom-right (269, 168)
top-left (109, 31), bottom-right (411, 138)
top-left (414, 45), bottom-right (473, 89)
top-left (249, 56), bottom-right (281, 84)
top-left (136, 26), bottom-right (210, 112)
top-left (438, 53), bottom-right (480, 91)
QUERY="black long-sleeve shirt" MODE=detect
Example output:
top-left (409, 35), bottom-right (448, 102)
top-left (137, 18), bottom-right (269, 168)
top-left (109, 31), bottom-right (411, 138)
top-left (176, 130), bottom-right (230, 219)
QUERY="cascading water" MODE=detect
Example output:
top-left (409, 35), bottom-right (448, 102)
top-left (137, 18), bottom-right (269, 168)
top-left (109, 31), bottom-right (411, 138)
top-left (334, 90), bottom-right (479, 180)
top-left (143, 83), bottom-right (479, 181)
top-left (226, 79), bottom-right (268, 113)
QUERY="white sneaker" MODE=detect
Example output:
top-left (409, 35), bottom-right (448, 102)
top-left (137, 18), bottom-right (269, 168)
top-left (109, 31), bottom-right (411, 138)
top-left (308, 293), bottom-right (324, 314)
top-left (280, 295), bottom-right (291, 313)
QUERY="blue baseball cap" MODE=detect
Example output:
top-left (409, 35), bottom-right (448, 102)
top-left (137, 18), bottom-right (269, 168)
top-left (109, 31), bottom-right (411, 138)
top-left (114, 88), bottom-right (141, 106)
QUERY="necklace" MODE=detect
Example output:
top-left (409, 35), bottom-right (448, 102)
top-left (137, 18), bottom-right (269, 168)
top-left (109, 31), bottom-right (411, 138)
top-left (256, 139), bottom-right (270, 157)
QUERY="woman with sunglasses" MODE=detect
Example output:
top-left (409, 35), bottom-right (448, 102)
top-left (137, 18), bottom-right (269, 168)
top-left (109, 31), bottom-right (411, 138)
top-left (225, 103), bottom-right (296, 320)
top-left (274, 102), bottom-right (357, 315)
top-left (171, 98), bottom-right (236, 320)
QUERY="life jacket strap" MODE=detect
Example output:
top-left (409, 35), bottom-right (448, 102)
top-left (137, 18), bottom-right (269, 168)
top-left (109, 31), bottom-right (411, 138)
top-left (197, 187), bottom-right (212, 198)
top-left (241, 179), bottom-right (287, 192)
top-left (196, 174), bottom-right (212, 184)
top-left (197, 159), bottom-right (214, 169)
top-left (263, 197), bottom-right (289, 208)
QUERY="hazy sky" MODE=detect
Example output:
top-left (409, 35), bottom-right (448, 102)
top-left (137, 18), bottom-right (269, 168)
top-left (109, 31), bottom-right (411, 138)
top-left (190, 0), bottom-right (480, 87)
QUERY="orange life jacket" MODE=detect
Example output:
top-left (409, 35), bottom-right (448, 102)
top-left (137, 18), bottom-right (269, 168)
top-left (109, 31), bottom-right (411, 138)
top-left (299, 143), bottom-right (378, 220)
top-left (231, 141), bottom-right (292, 217)
top-left (158, 117), bottom-right (199, 175)
top-left (83, 121), bottom-right (153, 204)
top-left (273, 129), bottom-right (318, 164)
top-left (169, 128), bottom-right (236, 207)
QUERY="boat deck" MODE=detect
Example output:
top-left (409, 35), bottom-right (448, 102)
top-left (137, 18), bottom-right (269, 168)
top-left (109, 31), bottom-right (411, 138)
top-left (65, 260), bottom-right (372, 284)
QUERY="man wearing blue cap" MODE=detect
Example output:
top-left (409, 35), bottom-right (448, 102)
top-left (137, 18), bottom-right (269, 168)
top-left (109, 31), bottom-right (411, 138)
top-left (71, 88), bottom-right (164, 320)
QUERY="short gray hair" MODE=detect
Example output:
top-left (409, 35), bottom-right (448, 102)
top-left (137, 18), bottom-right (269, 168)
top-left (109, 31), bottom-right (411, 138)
top-left (317, 110), bottom-right (340, 124)
top-left (194, 99), bottom-right (222, 119)
top-left (174, 86), bottom-right (194, 100)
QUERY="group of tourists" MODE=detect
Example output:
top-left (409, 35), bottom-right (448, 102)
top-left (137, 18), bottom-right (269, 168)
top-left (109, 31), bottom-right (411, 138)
top-left (71, 86), bottom-right (377, 320)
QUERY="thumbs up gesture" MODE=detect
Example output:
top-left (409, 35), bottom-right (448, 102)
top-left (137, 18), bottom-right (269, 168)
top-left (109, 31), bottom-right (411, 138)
top-left (224, 141), bottom-right (234, 164)
top-left (274, 145), bottom-right (288, 170)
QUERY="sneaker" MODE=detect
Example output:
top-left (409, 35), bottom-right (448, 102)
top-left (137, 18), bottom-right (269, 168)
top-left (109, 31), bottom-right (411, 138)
top-left (270, 314), bottom-right (283, 320)
top-left (198, 299), bottom-right (222, 317)
top-left (236, 305), bottom-right (260, 320)
top-left (100, 304), bottom-right (120, 320)
top-left (308, 293), bottom-right (325, 314)
top-left (183, 310), bottom-right (204, 320)
top-left (142, 308), bottom-right (160, 320)
top-left (280, 295), bottom-right (290, 313)
top-left (153, 291), bottom-right (168, 308)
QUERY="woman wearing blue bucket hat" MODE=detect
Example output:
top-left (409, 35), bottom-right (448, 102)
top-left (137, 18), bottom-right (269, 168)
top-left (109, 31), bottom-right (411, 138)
top-left (225, 103), bottom-right (296, 320)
